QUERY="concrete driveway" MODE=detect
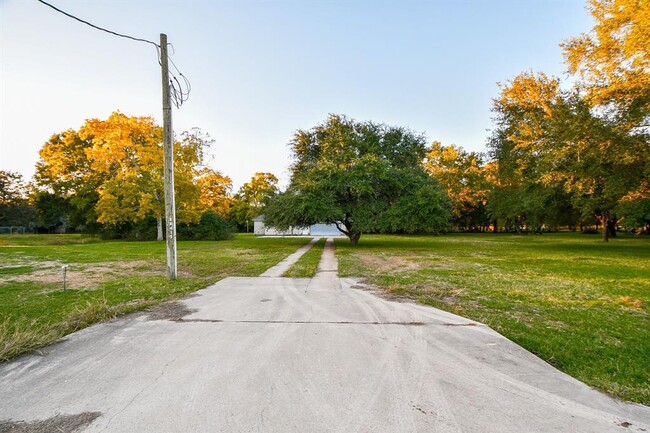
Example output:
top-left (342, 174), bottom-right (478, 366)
top-left (1, 239), bottom-right (649, 432)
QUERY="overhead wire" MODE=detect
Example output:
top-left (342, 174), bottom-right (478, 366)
top-left (168, 56), bottom-right (191, 108)
top-left (36, 0), bottom-right (159, 48)
top-left (35, 0), bottom-right (191, 108)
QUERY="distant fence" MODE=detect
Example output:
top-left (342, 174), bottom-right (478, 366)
top-left (0, 226), bottom-right (26, 234)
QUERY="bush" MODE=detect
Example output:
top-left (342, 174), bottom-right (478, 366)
top-left (178, 211), bottom-right (233, 241)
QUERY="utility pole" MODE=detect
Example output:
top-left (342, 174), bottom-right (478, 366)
top-left (160, 33), bottom-right (177, 279)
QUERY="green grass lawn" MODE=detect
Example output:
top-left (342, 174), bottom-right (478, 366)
top-left (336, 233), bottom-right (650, 405)
top-left (3, 232), bottom-right (649, 405)
top-left (0, 234), bottom-right (309, 361)
top-left (283, 237), bottom-right (326, 277)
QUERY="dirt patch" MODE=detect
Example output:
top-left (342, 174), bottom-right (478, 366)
top-left (617, 296), bottom-right (643, 309)
top-left (350, 279), bottom-right (476, 313)
top-left (0, 412), bottom-right (101, 433)
top-left (355, 253), bottom-right (454, 273)
top-left (356, 253), bottom-right (422, 272)
top-left (145, 301), bottom-right (197, 321)
top-left (1, 261), bottom-right (163, 290)
top-left (350, 280), bottom-right (423, 304)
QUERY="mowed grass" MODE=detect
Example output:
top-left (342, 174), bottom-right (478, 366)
top-left (336, 233), bottom-right (650, 405)
top-left (0, 234), bottom-right (309, 361)
top-left (283, 237), bottom-right (326, 277)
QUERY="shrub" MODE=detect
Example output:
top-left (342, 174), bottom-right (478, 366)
top-left (178, 211), bottom-right (233, 240)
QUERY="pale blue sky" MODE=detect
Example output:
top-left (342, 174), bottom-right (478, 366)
top-left (1, 0), bottom-right (592, 189)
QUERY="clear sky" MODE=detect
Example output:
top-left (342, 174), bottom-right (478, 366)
top-left (1, 0), bottom-right (593, 190)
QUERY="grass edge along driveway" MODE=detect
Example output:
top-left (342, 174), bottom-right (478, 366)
top-left (336, 233), bottom-right (650, 405)
top-left (0, 234), bottom-right (310, 362)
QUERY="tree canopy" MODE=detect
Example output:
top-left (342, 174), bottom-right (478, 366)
top-left (425, 142), bottom-right (491, 231)
top-left (562, 0), bottom-right (650, 127)
top-left (228, 172), bottom-right (279, 231)
top-left (265, 114), bottom-right (451, 244)
top-left (0, 171), bottom-right (36, 228)
top-left (34, 112), bottom-right (227, 239)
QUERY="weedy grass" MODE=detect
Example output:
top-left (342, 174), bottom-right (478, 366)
top-left (335, 233), bottom-right (650, 405)
top-left (283, 237), bottom-right (327, 277)
top-left (0, 234), bottom-right (309, 361)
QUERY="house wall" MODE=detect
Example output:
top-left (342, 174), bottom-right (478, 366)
top-left (264, 226), bottom-right (310, 236)
top-left (253, 221), bottom-right (265, 235)
top-left (310, 224), bottom-right (340, 236)
top-left (253, 217), bottom-right (340, 236)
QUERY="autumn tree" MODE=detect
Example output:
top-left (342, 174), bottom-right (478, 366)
top-left (34, 112), bottom-right (215, 239)
top-left (490, 72), bottom-right (648, 239)
top-left (425, 142), bottom-right (491, 231)
top-left (561, 0), bottom-right (650, 237)
top-left (34, 129), bottom-right (100, 229)
top-left (562, 0), bottom-right (650, 128)
top-left (264, 115), bottom-right (451, 244)
top-left (196, 168), bottom-right (233, 217)
top-left (229, 172), bottom-right (278, 231)
top-left (487, 74), bottom-right (580, 232)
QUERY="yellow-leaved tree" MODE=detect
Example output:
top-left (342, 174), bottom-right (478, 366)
top-left (196, 168), bottom-right (233, 217)
top-left (35, 112), bottom-right (225, 239)
top-left (425, 142), bottom-right (491, 230)
top-left (562, 0), bottom-right (650, 127)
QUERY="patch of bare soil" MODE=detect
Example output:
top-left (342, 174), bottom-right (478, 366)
top-left (356, 253), bottom-right (453, 273)
top-left (350, 280), bottom-right (412, 302)
top-left (2, 261), bottom-right (162, 290)
top-left (351, 279), bottom-right (474, 310)
top-left (356, 253), bottom-right (422, 272)
top-left (0, 412), bottom-right (101, 433)
top-left (145, 301), bottom-right (197, 321)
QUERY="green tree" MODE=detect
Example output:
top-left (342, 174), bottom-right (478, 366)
top-left (617, 181), bottom-right (650, 233)
top-left (264, 114), bottom-right (451, 244)
top-left (31, 190), bottom-right (70, 232)
top-left (0, 171), bottom-right (36, 228)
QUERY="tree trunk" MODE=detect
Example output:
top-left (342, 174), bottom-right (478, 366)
top-left (349, 231), bottom-right (361, 245)
top-left (157, 215), bottom-right (163, 241)
top-left (606, 218), bottom-right (617, 238)
top-left (599, 212), bottom-right (609, 242)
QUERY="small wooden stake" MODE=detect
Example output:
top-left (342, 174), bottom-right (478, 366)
top-left (62, 265), bottom-right (68, 291)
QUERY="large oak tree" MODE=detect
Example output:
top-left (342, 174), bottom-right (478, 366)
top-left (265, 115), bottom-right (451, 244)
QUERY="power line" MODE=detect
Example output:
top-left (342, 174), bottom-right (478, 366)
top-left (168, 56), bottom-right (191, 108)
top-left (36, 0), bottom-right (159, 48)
top-left (35, 0), bottom-right (191, 107)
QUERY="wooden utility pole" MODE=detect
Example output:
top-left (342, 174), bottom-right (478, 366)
top-left (160, 33), bottom-right (177, 279)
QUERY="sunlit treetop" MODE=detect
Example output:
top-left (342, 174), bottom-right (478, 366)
top-left (562, 0), bottom-right (650, 123)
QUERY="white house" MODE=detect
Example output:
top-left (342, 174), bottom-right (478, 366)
top-left (253, 215), bottom-right (341, 236)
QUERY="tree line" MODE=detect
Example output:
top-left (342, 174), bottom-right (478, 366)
top-left (267, 0), bottom-right (649, 243)
top-left (1, 0), bottom-right (647, 242)
top-left (0, 112), bottom-right (279, 240)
